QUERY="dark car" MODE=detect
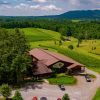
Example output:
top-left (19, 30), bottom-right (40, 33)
top-left (40, 97), bottom-right (47, 100)
top-left (85, 74), bottom-right (91, 82)
top-left (58, 84), bottom-right (65, 91)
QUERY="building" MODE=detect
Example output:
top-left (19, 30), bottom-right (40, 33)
top-left (29, 48), bottom-right (85, 76)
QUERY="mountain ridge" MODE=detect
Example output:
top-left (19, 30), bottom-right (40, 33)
top-left (0, 10), bottom-right (100, 20)
top-left (37, 10), bottom-right (100, 20)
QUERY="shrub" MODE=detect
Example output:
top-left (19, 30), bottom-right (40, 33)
top-left (56, 73), bottom-right (66, 77)
top-left (62, 93), bottom-right (70, 100)
top-left (13, 90), bottom-right (23, 100)
top-left (0, 84), bottom-right (11, 99)
top-left (88, 74), bottom-right (96, 78)
top-left (68, 45), bottom-right (74, 50)
top-left (94, 47), bottom-right (96, 50)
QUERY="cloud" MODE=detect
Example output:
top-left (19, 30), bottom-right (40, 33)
top-left (27, 0), bottom-right (48, 3)
top-left (41, 5), bottom-right (62, 11)
top-left (14, 3), bottom-right (29, 9)
top-left (32, 0), bottom-right (47, 3)
top-left (0, 0), bottom-right (10, 5)
top-left (3, 3), bottom-right (62, 11)
top-left (30, 4), bottom-right (62, 11)
top-left (69, 0), bottom-right (80, 6)
top-left (0, 0), bottom-right (99, 16)
top-left (30, 5), bottom-right (41, 9)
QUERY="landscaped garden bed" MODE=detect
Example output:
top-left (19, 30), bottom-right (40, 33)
top-left (47, 74), bottom-right (77, 85)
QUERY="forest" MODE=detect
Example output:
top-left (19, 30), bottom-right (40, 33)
top-left (0, 17), bottom-right (100, 40)
top-left (0, 28), bottom-right (32, 84)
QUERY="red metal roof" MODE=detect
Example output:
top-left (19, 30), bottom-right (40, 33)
top-left (29, 48), bottom-right (59, 66)
top-left (33, 61), bottom-right (52, 75)
top-left (30, 48), bottom-right (84, 67)
top-left (44, 49), bottom-right (84, 66)
top-left (29, 48), bottom-right (85, 75)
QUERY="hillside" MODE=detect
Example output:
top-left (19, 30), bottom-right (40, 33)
top-left (21, 28), bottom-right (61, 42)
top-left (39, 10), bottom-right (100, 20)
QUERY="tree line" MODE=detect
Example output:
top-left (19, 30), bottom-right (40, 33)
top-left (0, 17), bottom-right (100, 39)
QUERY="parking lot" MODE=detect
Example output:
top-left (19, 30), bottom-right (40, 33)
top-left (14, 68), bottom-right (99, 100)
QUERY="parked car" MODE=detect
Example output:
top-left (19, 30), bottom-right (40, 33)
top-left (32, 97), bottom-right (38, 100)
top-left (57, 98), bottom-right (61, 100)
top-left (40, 97), bottom-right (47, 100)
top-left (58, 84), bottom-right (65, 91)
top-left (85, 74), bottom-right (91, 82)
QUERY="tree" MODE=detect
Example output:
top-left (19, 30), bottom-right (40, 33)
top-left (0, 84), bottom-right (11, 99)
top-left (66, 27), bottom-right (72, 37)
top-left (11, 54), bottom-right (31, 83)
top-left (68, 45), bottom-right (74, 50)
top-left (13, 90), bottom-right (23, 100)
top-left (77, 36), bottom-right (82, 47)
top-left (0, 28), bottom-right (32, 84)
top-left (62, 93), bottom-right (70, 100)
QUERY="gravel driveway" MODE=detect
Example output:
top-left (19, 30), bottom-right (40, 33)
top-left (2, 68), bottom-right (100, 100)
top-left (18, 68), bottom-right (100, 100)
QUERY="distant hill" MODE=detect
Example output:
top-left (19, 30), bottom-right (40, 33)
top-left (0, 10), bottom-right (100, 20)
top-left (39, 10), bottom-right (100, 20)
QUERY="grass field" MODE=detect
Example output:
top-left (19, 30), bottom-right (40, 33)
top-left (78, 40), bottom-right (100, 57)
top-left (10, 28), bottom-right (100, 73)
top-left (93, 88), bottom-right (100, 100)
top-left (21, 28), bottom-right (61, 42)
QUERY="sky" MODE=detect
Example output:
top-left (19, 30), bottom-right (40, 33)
top-left (0, 0), bottom-right (100, 16)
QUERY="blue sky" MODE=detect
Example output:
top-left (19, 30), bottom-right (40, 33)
top-left (0, 0), bottom-right (100, 16)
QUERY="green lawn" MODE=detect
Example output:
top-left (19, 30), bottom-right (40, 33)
top-left (47, 75), bottom-right (76, 85)
top-left (21, 28), bottom-right (61, 42)
top-left (93, 88), bottom-right (100, 100)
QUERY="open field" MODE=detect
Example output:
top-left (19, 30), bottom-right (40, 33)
top-left (77, 40), bottom-right (100, 56)
top-left (21, 28), bottom-right (61, 42)
top-left (9, 28), bottom-right (100, 73)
